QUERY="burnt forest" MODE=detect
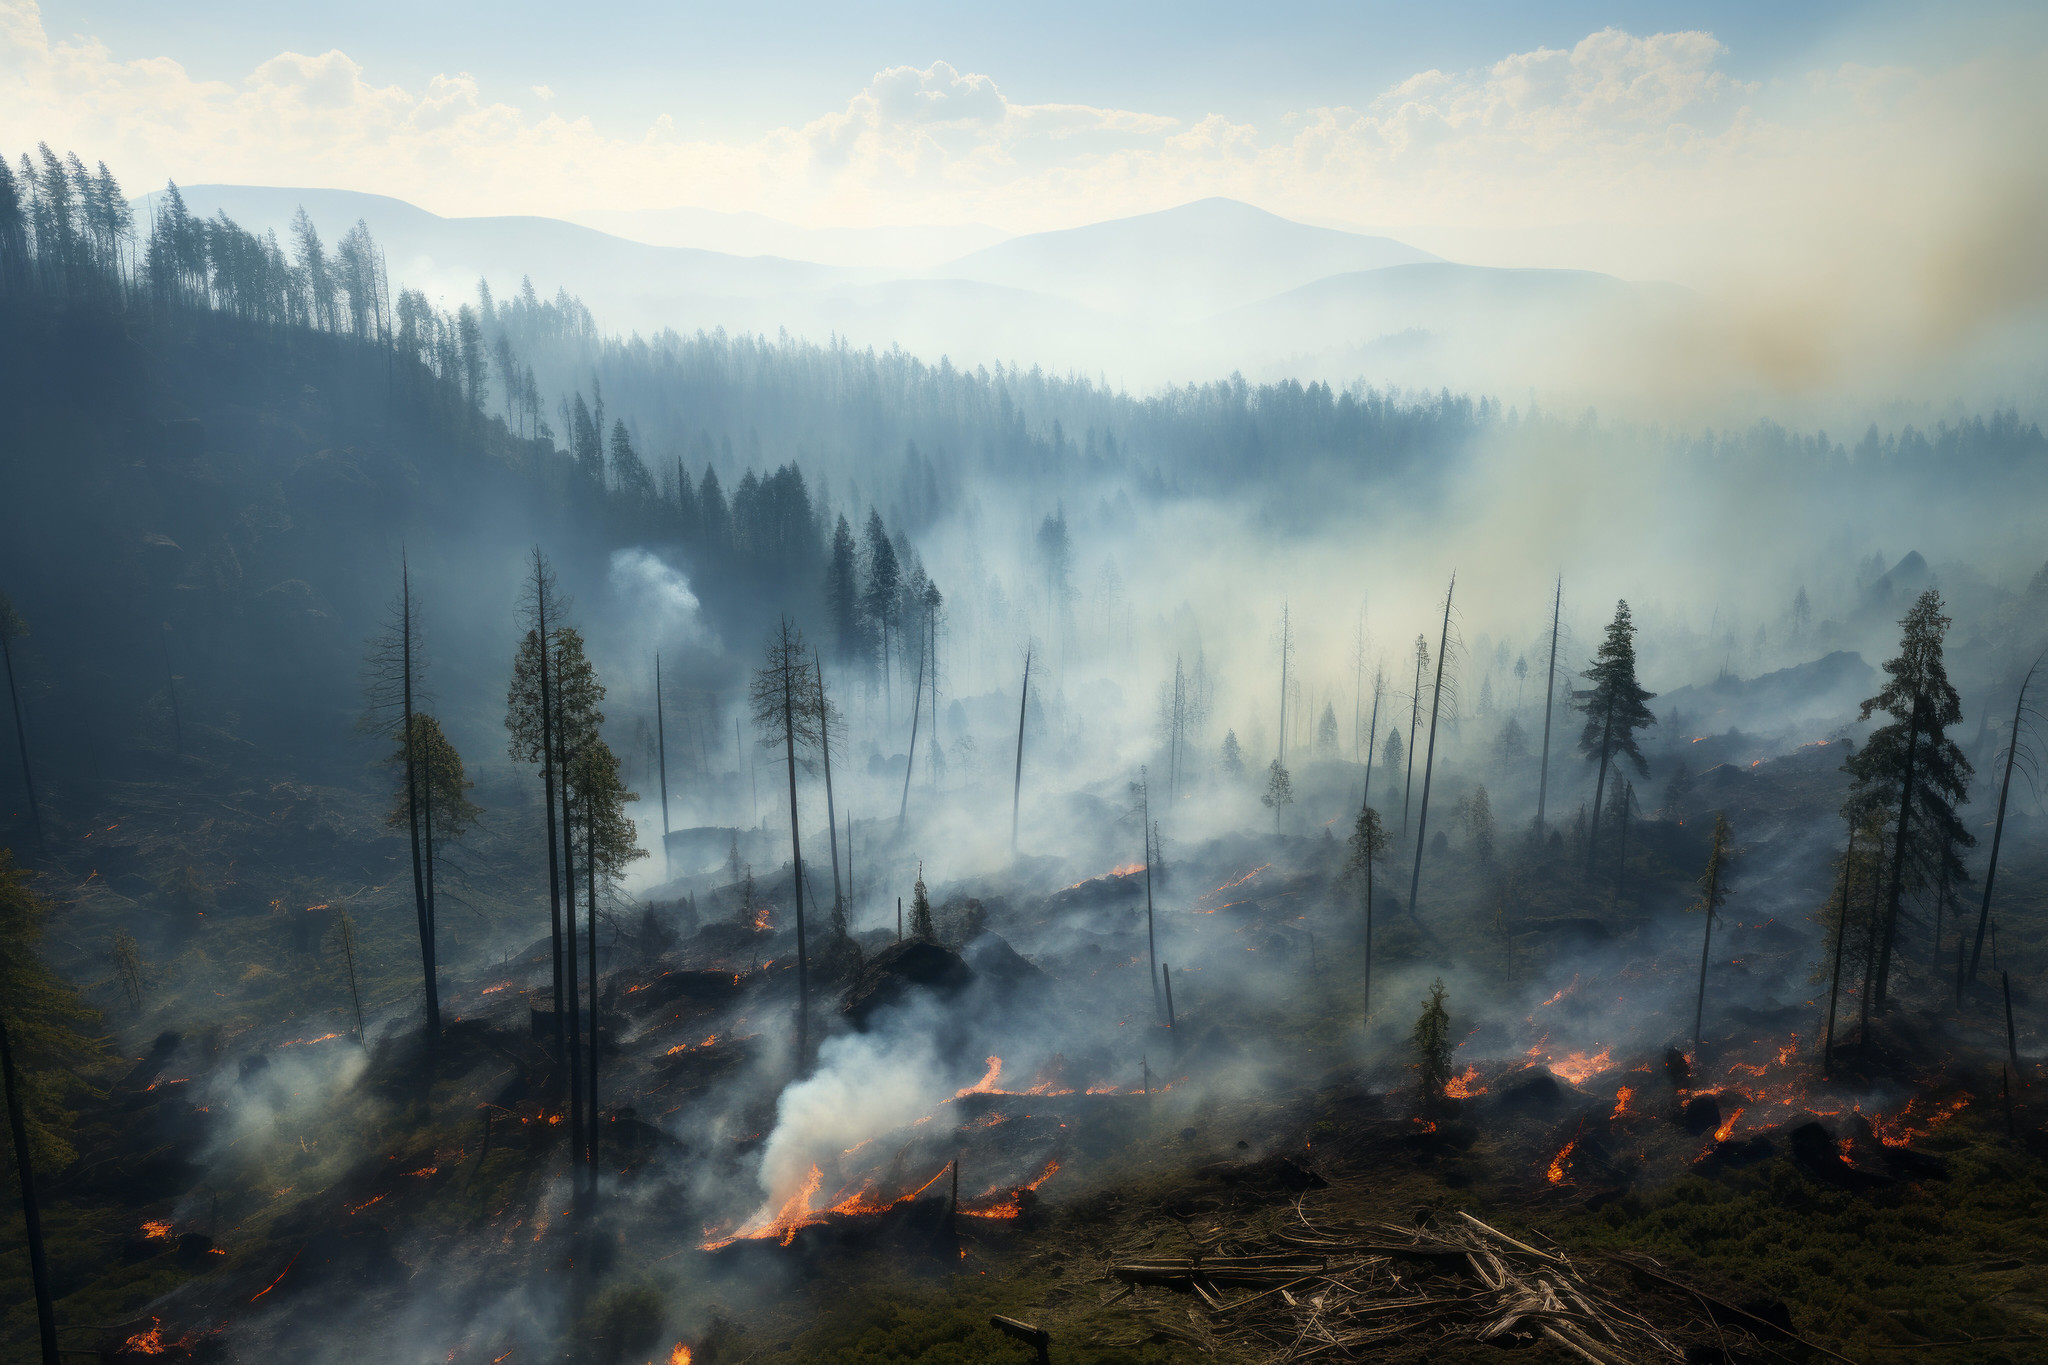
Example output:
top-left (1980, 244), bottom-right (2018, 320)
top-left (5, 32), bottom-right (2048, 1365)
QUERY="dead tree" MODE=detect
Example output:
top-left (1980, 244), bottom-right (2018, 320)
top-left (1406, 576), bottom-right (1456, 919)
top-left (1970, 649), bottom-right (2042, 984)
top-left (1011, 647), bottom-right (1031, 856)
top-left (655, 653), bottom-right (670, 879)
top-left (1822, 818), bottom-right (1858, 1073)
top-left (752, 618), bottom-right (821, 1065)
top-left (1276, 602), bottom-right (1293, 767)
top-left (363, 556), bottom-right (439, 1038)
top-left (0, 1011), bottom-right (58, 1364)
top-left (813, 652), bottom-right (844, 918)
top-left (1691, 813), bottom-right (1735, 1051)
top-left (898, 610), bottom-right (927, 833)
top-left (1535, 578), bottom-right (1562, 838)
top-left (1402, 633), bottom-right (1428, 843)
top-left (0, 594), bottom-right (41, 854)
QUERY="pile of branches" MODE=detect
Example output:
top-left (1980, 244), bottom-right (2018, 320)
top-left (1108, 1203), bottom-right (1811, 1364)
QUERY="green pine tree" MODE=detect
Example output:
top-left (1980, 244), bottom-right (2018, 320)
top-left (1577, 600), bottom-right (1657, 869)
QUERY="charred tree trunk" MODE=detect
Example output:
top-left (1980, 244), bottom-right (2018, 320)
top-left (1535, 578), bottom-right (1562, 838)
top-left (1406, 577), bottom-right (1455, 920)
top-left (561, 756), bottom-right (583, 1197)
top-left (898, 617), bottom-right (926, 833)
top-left (1873, 697), bottom-right (1923, 1012)
top-left (0, 1012), bottom-right (59, 1364)
top-left (1971, 656), bottom-right (2039, 985)
top-left (815, 654), bottom-right (842, 915)
top-left (400, 562), bottom-right (439, 1039)
top-left (1142, 772), bottom-right (1159, 1018)
top-left (782, 667), bottom-right (810, 1068)
top-left (536, 562), bottom-right (567, 1075)
top-left (1823, 821), bottom-right (1857, 1072)
top-left (0, 613), bottom-right (43, 854)
top-left (656, 653), bottom-right (670, 880)
top-left (1586, 700), bottom-right (1615, 876)
top-left (1011, 649), bottom-right (1031, 856)
top-left (587, 812), bottom-right (599, 1198)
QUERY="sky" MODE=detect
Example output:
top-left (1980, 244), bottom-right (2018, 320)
top-left (5, 1), bottom-right (2046, 286)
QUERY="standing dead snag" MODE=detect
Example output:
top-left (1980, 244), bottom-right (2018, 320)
top-left (1822, 818), bottom-right (1859, 1073)
top-left (504, 550), bottom-right (567, 1069)
top-left (1011, 647), bottom-right (1031, 857)
top-left (752, 617), bottom-right (821, 1066)
top-left (0, 591), bottom-right (42, 854)
top-left (1407, 575), bottom-right (1456, 920)
top-left (1534, 577), bottom-right (1561, 838)
top-left (1690, 813), bottom-right (1735, 1052)
top-left (571, 738), bottom-right (642, 1199)
top-left (1970, 648), bottom-right (2042, 985)
top-left (1403, 633), bottom-right (1428, 843)
top-left (813, 652), bottom-right (844, 919)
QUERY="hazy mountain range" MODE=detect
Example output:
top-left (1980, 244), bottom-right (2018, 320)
top-left (147, 187), bottom-right (1683, 389)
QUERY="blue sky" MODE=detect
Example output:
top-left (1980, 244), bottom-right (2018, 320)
top-left (37, 1), bottom-right (1919, 139)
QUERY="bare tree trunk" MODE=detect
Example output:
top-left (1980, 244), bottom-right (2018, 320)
top-left (1693, 846), bottom-right (1723, 1051)
top-left (1586, 702), bottom-right (1614, 875)
top-left (1406, 577), bottom-right (1455, 919)
top-left (1971, 656), bottom-right (2039, 984)
top-left (1535, 578), bottom-right (1561, 838)
top-left (1011, 649), bottom-right (1031, 857)
top-left (1142, 772), bottom-right (1158, 1018)
top-left (656, 653), bottom-right (670, 880)
top-left (587, 813), bottom-right (599, 1198)
top-left (782, 667), bottom-right (809, 1068)
top-left (1824, 823), bottom-right (1857, 1072)
top-left (1277, 603), bottom-right (1290, 768)
top-left (1403, 647), bottom-right (1423, 844)
top-left (1, 616), bottom-right (45, 853)
top-left (561, 757), bottom-right (583, 1199)
top-left (815, 654), bottom-right (843, 916)
top-left (400, 561), bottom-right (439, 1038)
top-left (898, 616), bottom-right (926, 833)
top-left (1874, 697), bottom-right (1923, 1011)
top-left (535, 558), bottom-right (566, 1075)
top-left (0, 1012), bottom-right (59, 1364)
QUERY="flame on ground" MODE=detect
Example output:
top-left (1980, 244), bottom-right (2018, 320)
top-left (1444, 1066), bottom-right (1486, 1100)
top-left (955, 1056), bottom-right (1003, 1098)
top-left (125, 1319), bottom-right (168, 1354)
top-left (1713, 1108), bottom-right (1745, 1143)
top-left (1869, 1094), bottom-right (1972, 1147)
top-left (141, 1218), bottom-right (174, 1240)
top-left (1611, 1086), bottom-right (1634, 1119)
top-left (1545, 1135), bottom-right (1578, 1185)
top-left (1549, 1047), bottom-right (1614, 1086)
top-left (961, 1157), bottom-right (1062, 1219)
top-left (669, 1346), bottom-right (693, 1365)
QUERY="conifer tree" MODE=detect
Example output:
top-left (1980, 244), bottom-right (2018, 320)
top-left (752, 617), bottom-right (820, 1063)
top-left (362, 560), bottom-right (443, 1036)
top-left (1411, 978), bottom-right (1452, 1115)
top-left (910, 862), bottom-right (934, 939)
top-left (1690, 813), bottom-right (1735, 1049)
top-left (0, 591), bottom-right (42, 852)
top-left (1261, 758), bottom-right (1294, 828)
top-left (1219, 729), bottom-right (1244, 779)
top-left (861, 510), bottom-right (901, 707)
top-left (1577, 601), bottom-right (1657, 870)
top-left (824, 515), bottom-right (862, 668)
top-left (1844, 589), bottom-right (1973, 1011)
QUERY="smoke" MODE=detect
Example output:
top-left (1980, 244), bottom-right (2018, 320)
top-left (608, 548), bottom-right (711, 651)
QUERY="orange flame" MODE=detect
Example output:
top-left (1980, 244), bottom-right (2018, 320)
top-left (1713, 1108), bottom-right (1745, 1143)
top-left (124, 1319), bottom-right (168, 1354)
top-left (141, 1219), bottom-right (174, 1241)
top-left (1868, 1094), bottom-right (1971, 1147)
top-left (1545, 1136), bottom-right (1577, 1185)
top-left (1444, 1065), bottom-right (1486, 1099)
top-left (961, 1157), bottom-right (1062, 1219)
top-left (1550, 1047), bottom-right (1613, 1086)
top-left (670, 1346), bottom-right (693, 1365)
top-left (954, 1056), bottom-right (1003, 1098)
top-left (1611, 1086), bottom-right (1634, 1119)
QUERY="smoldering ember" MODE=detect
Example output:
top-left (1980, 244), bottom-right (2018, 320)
top-left (4, 10), bottom-right (2048, 1365)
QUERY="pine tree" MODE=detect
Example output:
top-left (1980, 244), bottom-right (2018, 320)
top-left (1260, 758), bottom-right (1294, 828)
top-left (825, 514), bottom-right (862, 668)
top-left (1844, 589), bottom-right (1973, 1011)
top-left (910, 862), bottom-right (934, 939)
top-left (1219, 729), bottom-right (1244, 778)
top-left (1316, 702), bottom-right (1339, 756)
top-left (752, 617), bottom-right (821, 1063)
top-left (1411, 978), bottom-right (1452, 1115)
top-left (861, 510), bottom-right (901, 707)
top-left (1577, 600), bottom-right (1657, 869)
top-left (1381, 726), bottom-right (1403, 774)
top-left (1464, 784), bottom-right (1495, 863)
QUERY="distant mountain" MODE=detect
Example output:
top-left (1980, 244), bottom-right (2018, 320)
top-left (566, 206), bottom-right (1010, 270)
top-left (933, 197), bottom-right (1439, 320)
top-left (144, 185), bottom-right (855, 334)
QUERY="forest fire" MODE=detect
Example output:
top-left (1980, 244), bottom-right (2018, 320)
top-left (960, 1158), bottom-right (1062, 1219)
top-left (668, 1346), bottom-right (693, 1365)
top-left (702, 1156), bottom-right (977, 1250)
top-left (141, 1218), bottom-right (174, 1240)
top-left (1443, 1066), bottom-right (1486, 1099)
top-left (1868, 1094), bottom-right (1972, 1147)
top-left (1713, 1108), bottom-right (1745, 1143)
top-left (1611, 1086), bottom-right (1634, 1118)
top-left (1545, 1132), bottom-right (1579, 1185)
top-left (124, 1318), bottom-right (169, 1354)
top-left (1548, 1047), bottom-right (1614, 1086)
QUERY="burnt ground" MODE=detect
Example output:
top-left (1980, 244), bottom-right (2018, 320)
top-left (3, 736), bottom-right (2048, 1364)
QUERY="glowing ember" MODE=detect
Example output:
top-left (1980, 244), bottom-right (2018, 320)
top-left (961, 1157), bottom-right (1062, 1219)
top-left (1611, 1086), bottom-right (1634, 1119)
top-left (1202, 864), bottom-right (1270, 899)
top-left (1545, 1135), bottom-right (1578, 1185)
top-left (1535, 976), bottom-right (1582, 1010)
top-left (479, 982), bottom-right (511, 995)
top-left (954, 1056), bottom-right (1003, 1098)
top-left (278, 1033), bottom-right (342, 1048)
top-left (1549, 1047), bottom-right (1614, 1086)
top-left (141, 1219), bottom-right (174, 1240)
top-left (1444, 1066), bottom-right (1486, 1099)
top-left (1109, 862), bottom-right (1144, 877)
top-left (124, 1319), bottom-right (167, 1354)
top-left (752, 902), bottom-right (773, 931)
top-left (1868, 1094), bottom-right (1971, 1147)
top-left (1713, 1108), bottom-right (1745, 1143)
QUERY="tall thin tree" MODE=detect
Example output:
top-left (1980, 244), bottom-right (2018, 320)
top-left (1011, 647), bottom-right (1031, 856)
top-left (0, 593), bottom-right (44, 853)
top-left (814, 652), bottom-right (844, 918)
top-left (1691, 813), bottom-right (1735, 1050)
top-left (1578, 600), bottom-right (1657, 872)
top-left (1969, 649), bottom-right (2042, 984)
top-left (752, 619), bottom-right (820, 1066)
top-left (1535, 578), bottom-right (1562, 838)
top-left (1407, 576), bottom-right (1456, 919)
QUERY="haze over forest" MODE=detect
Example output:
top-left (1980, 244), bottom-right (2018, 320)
top-left (2, 4), bottom-right (2048, 1364)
